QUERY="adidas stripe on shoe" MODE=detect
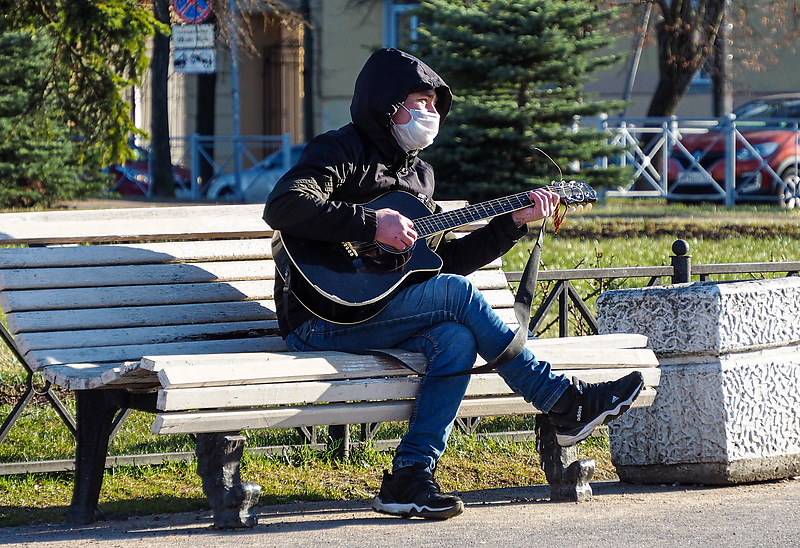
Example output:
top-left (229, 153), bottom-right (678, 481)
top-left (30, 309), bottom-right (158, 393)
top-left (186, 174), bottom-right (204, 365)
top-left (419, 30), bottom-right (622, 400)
top-left (547, 371), bottom-right (644, 447)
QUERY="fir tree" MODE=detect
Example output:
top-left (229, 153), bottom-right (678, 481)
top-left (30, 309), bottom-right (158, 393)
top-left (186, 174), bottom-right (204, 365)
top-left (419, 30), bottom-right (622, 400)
top-left (0, 31), bottom-right (104, 208)
top-left (414, 0), bottom-right (629, 202)
top-left (1, 0), bottom-right (159, 208)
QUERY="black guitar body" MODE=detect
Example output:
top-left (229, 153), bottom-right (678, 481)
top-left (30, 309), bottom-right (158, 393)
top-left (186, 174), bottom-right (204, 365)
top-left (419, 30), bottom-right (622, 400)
top-left (272, 182), bottom-right (595, 324)
top-left (273, 191), bottom-right (444, 324)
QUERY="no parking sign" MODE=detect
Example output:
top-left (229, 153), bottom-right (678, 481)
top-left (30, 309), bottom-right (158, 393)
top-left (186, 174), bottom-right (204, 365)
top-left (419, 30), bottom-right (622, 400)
top-left (173, 0), bottom-right (213, 24)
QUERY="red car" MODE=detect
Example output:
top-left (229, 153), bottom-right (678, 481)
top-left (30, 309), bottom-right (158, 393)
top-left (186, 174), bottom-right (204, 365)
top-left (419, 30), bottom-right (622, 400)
top-left (667, 94), bottom-right (800, 208)
top-left (106, 145), bottom-right (192, 198)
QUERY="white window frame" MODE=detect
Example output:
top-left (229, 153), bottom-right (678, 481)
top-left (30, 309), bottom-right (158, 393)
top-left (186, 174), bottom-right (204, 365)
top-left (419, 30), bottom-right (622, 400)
top-left (383, 1), bottom-right (420, 49)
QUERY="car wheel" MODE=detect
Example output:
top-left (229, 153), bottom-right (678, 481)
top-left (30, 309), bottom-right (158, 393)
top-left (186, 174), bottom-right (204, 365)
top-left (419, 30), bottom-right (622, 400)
top-left (213, 186), bottom-right (238, 202)
top-left (777, 167), bottom-right (800, 209)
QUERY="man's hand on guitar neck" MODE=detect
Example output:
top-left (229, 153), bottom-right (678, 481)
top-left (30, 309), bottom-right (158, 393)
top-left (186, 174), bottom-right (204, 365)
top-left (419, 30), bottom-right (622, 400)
top-left (375, 208), bottom-right (418, 250)
top-left (511, 188), bottom-right (560, 228)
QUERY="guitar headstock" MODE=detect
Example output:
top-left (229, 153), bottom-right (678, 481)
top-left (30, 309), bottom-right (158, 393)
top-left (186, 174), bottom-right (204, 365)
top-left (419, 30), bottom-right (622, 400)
top-left (548, 180), bottom-right (597, 208)
top-left (544, 180), bottom-right (596, 233)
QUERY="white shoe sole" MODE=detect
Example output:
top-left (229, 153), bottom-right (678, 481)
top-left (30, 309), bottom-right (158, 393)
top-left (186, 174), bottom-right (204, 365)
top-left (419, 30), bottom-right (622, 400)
top-left (372, 497), bottom-right (464, 520)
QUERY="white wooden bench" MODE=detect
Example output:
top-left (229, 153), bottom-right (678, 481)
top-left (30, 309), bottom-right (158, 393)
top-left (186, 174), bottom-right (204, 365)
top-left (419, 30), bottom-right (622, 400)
top-left (0, 203), bottom-right (660, 528)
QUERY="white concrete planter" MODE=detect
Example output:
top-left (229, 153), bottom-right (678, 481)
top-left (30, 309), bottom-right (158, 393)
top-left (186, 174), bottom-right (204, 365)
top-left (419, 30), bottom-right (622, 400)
top-left (597, 277), bottom-right (800, 484)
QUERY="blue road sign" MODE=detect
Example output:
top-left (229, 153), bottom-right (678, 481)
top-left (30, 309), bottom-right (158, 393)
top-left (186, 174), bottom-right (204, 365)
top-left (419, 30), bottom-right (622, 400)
top-left (173, 0), bottom-right (213, 24)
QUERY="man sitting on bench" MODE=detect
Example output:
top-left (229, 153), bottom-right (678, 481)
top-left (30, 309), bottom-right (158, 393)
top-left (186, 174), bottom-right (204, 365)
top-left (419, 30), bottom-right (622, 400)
top-left (264, 48), bottom-right (643, 521)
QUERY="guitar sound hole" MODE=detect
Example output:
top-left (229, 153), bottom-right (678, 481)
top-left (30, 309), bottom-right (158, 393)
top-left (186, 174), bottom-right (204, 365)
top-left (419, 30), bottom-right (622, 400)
top-left (360, 243), bottom-right (412, 273)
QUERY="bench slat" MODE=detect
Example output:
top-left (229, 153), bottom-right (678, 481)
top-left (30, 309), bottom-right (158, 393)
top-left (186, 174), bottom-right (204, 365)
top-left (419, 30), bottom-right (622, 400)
top-left (43, 361), bottom-right (135, 390)
top-left (8, 288), bottom-right (510, 335)
top-left (474, 288), bottom-right (515, 309)
top-left (495, 308), bottom-right (518, 327)
top-left (2, 280), bottom-right (273, 312)
top-left (39, 334), bottom-right (653, 389)
top-left (156, 368), bottom-right (662, 411)
top-left (0, 239), bottom-right (272, 269)
top-left (16, 320), bottom-right (280, 353)
top-left (0, 261), bottom-right (275, 293)
top-left (8, 299), bottom-right (277, 335)
top-left (0, 204), bottom-right (269, 245)
top-left (152, 388), bottom-right (658, 435)
top-left (464, 269), bottom-right (510, 290)
top-left (140, 338), bottom-right (658, 390)
top-left (28, 332), bottom-right (287, 370)
top-left (528, 333), bottom-right (648, 349)
top-left (151, 350), bottom-right (429, 387)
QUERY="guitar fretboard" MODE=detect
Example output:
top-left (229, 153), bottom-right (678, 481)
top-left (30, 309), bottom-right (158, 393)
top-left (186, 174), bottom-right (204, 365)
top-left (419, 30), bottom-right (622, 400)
top-left (413, 191), bottom-right (533, 238)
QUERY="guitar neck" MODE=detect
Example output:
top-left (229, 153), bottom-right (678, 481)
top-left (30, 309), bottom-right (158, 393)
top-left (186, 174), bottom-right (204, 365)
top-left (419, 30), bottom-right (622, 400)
top-left (413, 190), bottom-right (534, 238)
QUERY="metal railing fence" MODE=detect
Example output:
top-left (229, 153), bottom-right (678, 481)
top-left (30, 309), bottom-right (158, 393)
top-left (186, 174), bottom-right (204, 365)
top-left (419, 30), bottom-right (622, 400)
top-left (576, 115), bottom-right (800, 207)
top-left (137, 133), bottom-right (292, 200)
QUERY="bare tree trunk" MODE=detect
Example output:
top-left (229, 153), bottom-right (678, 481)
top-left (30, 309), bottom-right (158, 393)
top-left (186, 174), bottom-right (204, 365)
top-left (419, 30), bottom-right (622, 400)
top-left (150, 0), bottom-right (175, 199)
top-left (645, 0), bottom-right (726, 119)
top-left (712, 1), bottom-right (733, 117)
top-left (646, 22), bottom-right (706, 118)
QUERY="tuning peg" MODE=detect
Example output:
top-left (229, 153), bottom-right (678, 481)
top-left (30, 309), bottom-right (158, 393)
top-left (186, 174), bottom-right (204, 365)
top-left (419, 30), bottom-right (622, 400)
top-left (584, 203), bottom-right (592, 211)
top-left (575, 204), bottom-right (584, 212)
top-left (566, 206), bottom-right (577, 213)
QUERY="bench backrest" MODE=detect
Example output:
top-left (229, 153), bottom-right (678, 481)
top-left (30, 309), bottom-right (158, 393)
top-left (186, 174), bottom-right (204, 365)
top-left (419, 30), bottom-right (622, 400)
top-left (0, 204), bottom-right (268, 244)
top-left (0, 203), bottom-right (515, 390)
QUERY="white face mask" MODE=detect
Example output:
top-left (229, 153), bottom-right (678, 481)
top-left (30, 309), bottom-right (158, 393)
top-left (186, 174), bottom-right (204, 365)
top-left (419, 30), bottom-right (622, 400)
top-left (391, 104), bottom-right (440, 152)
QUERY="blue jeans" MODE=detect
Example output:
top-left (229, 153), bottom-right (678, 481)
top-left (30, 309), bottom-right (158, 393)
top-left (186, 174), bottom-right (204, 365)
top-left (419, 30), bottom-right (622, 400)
top-left (286, 273), bottom-right (569, 473)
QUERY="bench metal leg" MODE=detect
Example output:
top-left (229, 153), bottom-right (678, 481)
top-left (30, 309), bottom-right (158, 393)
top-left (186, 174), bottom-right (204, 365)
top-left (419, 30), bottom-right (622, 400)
top-left (65, 390), bottom-right (125, 524)
top-left (455, 416), bottom-right (482, 435)
top-left (0, 323), bottom-right (76, 443)
top-left (327, 425), bottom-right (350, 459)
top-left (361, 422), bottom-right (381, 442)
top-left (195, 433), bottom-right (262, 528)
top-left (535, 415), bottom-right (595, 502)
top-left (65, 390), bottom-right (157, 525)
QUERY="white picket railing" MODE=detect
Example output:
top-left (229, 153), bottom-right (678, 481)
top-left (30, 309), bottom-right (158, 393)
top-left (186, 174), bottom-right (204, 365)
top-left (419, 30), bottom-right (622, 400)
top-left (577, 115), bottom-right (800, 207)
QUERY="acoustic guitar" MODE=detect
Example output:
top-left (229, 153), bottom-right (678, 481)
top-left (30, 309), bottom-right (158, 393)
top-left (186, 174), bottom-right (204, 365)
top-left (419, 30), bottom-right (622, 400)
top-left (273, 181), bottom-right (596, 324)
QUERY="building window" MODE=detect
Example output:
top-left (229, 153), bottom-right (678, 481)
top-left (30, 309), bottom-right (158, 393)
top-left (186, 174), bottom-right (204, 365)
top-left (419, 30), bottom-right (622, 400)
top-left (688, 62), bottom-right (713, 94)
top-left (383, 1), bottom-right (420, 50)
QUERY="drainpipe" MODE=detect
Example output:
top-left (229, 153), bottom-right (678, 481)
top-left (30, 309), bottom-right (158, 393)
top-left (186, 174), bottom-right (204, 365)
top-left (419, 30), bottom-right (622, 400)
top-left (302, 0), bottom-right (314, 141)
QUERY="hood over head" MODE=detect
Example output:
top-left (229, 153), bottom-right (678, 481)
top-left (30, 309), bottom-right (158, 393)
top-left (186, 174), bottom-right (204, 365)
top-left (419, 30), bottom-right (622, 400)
top-left (349, 48), bottom-right (452, 160)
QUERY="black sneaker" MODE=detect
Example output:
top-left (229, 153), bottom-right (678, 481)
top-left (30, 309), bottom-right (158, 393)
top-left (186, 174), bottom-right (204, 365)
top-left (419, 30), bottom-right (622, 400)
top-left (371, 463), bottom-right (464, 520)
top-left (548, 371), bottom-right (644, 447)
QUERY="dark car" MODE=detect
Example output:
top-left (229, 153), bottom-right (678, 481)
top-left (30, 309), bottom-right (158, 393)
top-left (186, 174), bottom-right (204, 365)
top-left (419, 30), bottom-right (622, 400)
top-left (667, 94), bottom-right (800, 208)
top-left (106, 145), bottom-right (193, 198)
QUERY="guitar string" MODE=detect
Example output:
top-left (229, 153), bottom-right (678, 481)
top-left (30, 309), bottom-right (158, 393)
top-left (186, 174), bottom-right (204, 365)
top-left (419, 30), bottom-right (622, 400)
top-left (349, 183), bottom-right (590, 254)
top-left (351, 193), bottom-right (531, 254)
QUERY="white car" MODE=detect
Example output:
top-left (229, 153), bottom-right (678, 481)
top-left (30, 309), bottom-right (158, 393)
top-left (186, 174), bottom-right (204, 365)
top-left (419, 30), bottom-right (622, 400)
top-left (204, 144), bottom-right (305, 203)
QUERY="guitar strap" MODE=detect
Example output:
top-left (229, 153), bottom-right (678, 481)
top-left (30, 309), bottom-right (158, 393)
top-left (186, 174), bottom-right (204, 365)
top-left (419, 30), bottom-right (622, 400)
top-left (283, 220), bottom-right (545, 379)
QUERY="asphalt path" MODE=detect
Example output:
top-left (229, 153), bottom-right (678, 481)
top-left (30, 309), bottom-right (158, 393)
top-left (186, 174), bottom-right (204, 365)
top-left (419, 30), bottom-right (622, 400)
top-left (4, 477), bottom-right (799, 548)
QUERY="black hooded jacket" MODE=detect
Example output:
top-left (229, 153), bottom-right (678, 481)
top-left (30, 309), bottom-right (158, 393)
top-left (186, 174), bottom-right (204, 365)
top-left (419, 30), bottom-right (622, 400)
top-left (264, 48), bottom-right (528, 337)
